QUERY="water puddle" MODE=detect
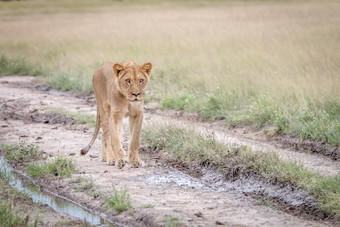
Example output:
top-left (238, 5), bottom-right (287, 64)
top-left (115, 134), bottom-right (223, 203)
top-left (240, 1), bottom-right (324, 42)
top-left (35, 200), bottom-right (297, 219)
top-left (141, 167), bottom-right (211, 191)
top-left (0, 157), bottom-right (116, 226)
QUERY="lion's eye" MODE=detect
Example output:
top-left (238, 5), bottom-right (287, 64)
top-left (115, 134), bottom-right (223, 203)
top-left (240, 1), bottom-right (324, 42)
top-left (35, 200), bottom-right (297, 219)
top-left (140, 79), bottom-right (144, 83)
top-left (125, 79), bottom-right (131, 84)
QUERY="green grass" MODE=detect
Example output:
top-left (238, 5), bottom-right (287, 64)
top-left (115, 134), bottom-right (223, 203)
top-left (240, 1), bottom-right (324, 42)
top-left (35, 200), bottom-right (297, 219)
top-left (104, 185), bottom-right (132, 213)
top-left (139, 204), bottom-right (154, 209)
top-left (0, 55), bottom-right (45, 77)
top-left (69, 176), bottom-right (94, 192)
top-left (142, 124), bottom-right (340, 216)
top-left (161, 92), bottom-right (340, 146)
top-left (27, 155), bottom-right (77, 178)
top-left (2, 143), bottom-right (43, 164)
top-left (47, 73), bottom-right (93, 94)
top-left (162, 215), bottom-right (181, 227)
top-left (0, 179), bottom-right (38, 227)
top-left (0, 201), bottom-right (30, 227)
top-left (257, 198), bottom-right (276, 207)
top-left (91, 191), bottom-right (101, 199)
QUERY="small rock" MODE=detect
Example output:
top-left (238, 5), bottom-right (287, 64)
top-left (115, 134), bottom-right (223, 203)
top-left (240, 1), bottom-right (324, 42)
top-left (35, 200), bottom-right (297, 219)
top-left (194, 212), bottom-right (203, 218)
top-left (69, 152), bottom-right (76, 156)
top-left (89, 154), bottom-right (99, 158)
top-left (215, 221), bottom-right (224, 225)
top-left (104, 170), bottom-right (108, 173)
top-left (36, 136), bottom-right (43, 140)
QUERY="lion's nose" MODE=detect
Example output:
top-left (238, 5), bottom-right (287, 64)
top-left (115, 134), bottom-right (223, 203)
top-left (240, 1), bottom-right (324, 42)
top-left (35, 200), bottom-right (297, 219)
top-left (132, 92), bottom-right (140, 97)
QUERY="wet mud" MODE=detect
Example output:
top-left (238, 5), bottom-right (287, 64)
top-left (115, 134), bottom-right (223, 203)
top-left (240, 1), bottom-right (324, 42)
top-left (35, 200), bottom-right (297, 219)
top-left (0, 76), bottom-right (338, 226)
top-left (139, 148), bottom-right (334, 222)
top-left (271, 135), bottom-right (339, 161)
top-left (0, 96), bottom-right (75, 126)
top-left (0, 105), bottom-right (75, 125)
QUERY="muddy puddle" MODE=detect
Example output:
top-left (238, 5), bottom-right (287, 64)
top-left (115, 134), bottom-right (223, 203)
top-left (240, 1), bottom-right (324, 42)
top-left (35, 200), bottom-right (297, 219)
top-left (136, 162), bottom-right (326, 219)
top-left (0, 157), bottom-right (116, 226)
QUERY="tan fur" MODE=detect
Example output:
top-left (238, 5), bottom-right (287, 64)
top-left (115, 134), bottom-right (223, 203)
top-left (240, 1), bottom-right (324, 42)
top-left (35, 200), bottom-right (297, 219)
top-left (81, 59), bottom-right (152, 169)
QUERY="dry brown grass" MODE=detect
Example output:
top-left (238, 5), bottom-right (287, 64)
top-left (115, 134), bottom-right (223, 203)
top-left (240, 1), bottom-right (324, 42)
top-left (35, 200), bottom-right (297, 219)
top-left (1, 0), bottom-right (339, 144)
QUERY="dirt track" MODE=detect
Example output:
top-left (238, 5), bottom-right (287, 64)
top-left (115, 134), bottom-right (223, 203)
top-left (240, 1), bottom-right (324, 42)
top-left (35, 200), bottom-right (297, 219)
top-left (0, 76), bottom-right (338, 226)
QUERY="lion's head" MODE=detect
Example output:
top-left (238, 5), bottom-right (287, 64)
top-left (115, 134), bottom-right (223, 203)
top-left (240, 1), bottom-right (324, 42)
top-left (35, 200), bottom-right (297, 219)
top-left (113, 60), bottom-right (152, 103)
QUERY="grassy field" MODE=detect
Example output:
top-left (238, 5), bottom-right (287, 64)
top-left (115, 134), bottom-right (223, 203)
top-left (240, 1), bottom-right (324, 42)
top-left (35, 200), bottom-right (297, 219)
top-left (0, 0), bottom-right (339, 145)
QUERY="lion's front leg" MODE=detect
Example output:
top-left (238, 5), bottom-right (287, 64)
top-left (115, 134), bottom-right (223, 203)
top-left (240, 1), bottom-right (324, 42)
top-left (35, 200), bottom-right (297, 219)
top-left (109, 113), bottom-right (126, 169)
top-left (128, 113), bottom-right (144, 168)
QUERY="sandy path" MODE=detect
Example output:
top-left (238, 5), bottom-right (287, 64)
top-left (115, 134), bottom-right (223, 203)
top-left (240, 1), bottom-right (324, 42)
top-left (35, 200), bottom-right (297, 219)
top-left (0, 76), bottom-right (336, 226)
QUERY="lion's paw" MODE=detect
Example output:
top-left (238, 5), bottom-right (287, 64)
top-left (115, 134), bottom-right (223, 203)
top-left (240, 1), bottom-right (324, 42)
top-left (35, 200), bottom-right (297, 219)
top-left (116, 159), bottom-right (127, 169)
top-left (106, 158), bottom-right (115, 166)
top-left (129, 160), bottom-right (145, 168)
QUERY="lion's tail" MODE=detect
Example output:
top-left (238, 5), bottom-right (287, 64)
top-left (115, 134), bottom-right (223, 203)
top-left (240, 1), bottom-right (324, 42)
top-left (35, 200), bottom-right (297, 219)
top-left (80, 108), bottom-right (100, 155)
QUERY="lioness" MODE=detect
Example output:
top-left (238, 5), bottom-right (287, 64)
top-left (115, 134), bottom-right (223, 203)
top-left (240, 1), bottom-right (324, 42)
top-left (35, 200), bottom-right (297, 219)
top-left (81, 59), bottom-right (152, 169)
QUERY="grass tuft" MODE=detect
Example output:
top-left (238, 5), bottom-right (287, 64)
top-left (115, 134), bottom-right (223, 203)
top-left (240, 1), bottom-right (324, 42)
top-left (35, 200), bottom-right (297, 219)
top-left (162, 215), bottom-right (181, 227)
top-left (142, 124), bottom-right (340, 216)
top-left (257, 198), bottom-right (276, 207)
top-left (313, 174), bottom-right (340, 215)
top-left (69, 176), bottom-right (94, 192)
top-left (27, 155), bottom-right (77, 178)
top-left (2, 143), bottom-right (43, 164)
top-left (0, 200), bottom-right (29, 227)
top-left (104, 185), bottom-right (132, 213)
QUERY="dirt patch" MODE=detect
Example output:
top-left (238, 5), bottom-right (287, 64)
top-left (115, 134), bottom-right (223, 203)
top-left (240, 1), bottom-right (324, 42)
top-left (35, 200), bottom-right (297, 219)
top-left (0, 96), bottom-right (75, 126)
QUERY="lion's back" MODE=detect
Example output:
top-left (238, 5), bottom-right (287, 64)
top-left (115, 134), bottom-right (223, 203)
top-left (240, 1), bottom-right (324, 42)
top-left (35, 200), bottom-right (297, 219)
top-left (93, 62), bottom-right (115, 104)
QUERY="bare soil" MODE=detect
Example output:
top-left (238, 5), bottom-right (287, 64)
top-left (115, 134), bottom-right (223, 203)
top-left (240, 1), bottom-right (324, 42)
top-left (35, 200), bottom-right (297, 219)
top-left (0, 76), bottom-right (338, 226)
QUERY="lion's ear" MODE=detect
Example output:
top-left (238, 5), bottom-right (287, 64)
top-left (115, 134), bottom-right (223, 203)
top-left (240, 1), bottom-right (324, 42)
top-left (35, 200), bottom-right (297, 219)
top-left (141, 63), bottom-right (152, 76)
top-left (113, 63), bottom-right (125, 77)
